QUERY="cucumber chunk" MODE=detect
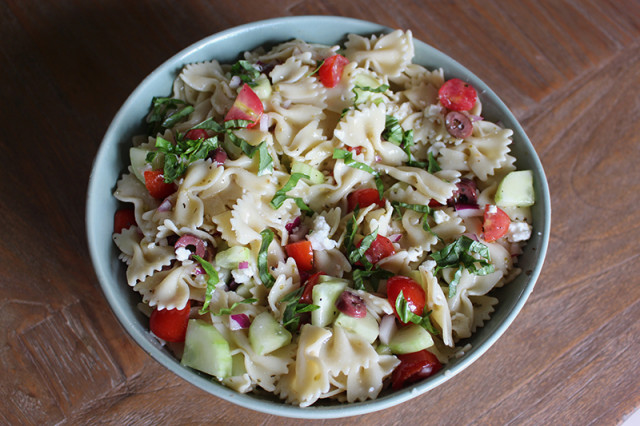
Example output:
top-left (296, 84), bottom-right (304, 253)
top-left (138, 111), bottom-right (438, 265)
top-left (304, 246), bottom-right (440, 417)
top-left (311, 280), bottom-right (347, 328)
top-left (495, 170), bottom-right (535, 207)
top-left (252, 75), bottom-right (272, 101)
top-left (215, 246), bottom-right (251, 269)
top-left (249, 312), bottom-right (292, 355)
top-left (291, 160), bottom-right (325, 184)
top-left (181, 319), bottom-right (232, 380)
top-left (388, 323), bottom-right (434, 354)
top-left (334, 312), bottom-right (379, 343)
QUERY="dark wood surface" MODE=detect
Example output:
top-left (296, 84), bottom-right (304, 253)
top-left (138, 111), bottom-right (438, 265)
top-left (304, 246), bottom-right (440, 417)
top-left (2, 1), bottom-right (639, 424)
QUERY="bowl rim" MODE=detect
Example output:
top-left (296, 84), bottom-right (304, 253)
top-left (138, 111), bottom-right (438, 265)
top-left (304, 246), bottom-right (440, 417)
top-left (87, 15), bottom-right (551, 419)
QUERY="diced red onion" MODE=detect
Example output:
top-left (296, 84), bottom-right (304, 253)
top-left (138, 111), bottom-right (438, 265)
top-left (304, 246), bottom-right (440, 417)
top-left (229, 314), bottom-right (251, 330)
top-left (157, 198), bottom-right (172, 212)
top-left (462, 233), bottom-right (479, 242)
top-left (379, 315), bottom-right (397, 345)
top-left (238, 261), bottom-right (249, 270)
top-left (469, 114), bottom-right (483, 122)
top-left (193, 265), bottom-right (205, 275)
top-left (285, 216), bottom-right (302, 233)
top-left (174, 234), bottom-right (206, 258)
top-left (259, 114), bottom-right (271, 132)
top-left (389, 233), bottom-right (403, 243)
top-left (229, 75), bottom-right (241, 89)
top-left (282, 99), bottom-right (292, 108)
top-left (375, 155), bottom-right (382, 162)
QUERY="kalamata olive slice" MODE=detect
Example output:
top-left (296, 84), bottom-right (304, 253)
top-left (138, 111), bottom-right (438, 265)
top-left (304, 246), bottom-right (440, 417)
top-left (335, 291), bottom-right (367, 318)
top-left (448, 177), bottom-right (478, 207)
top-left (174, 234), bottom-right (206, 259)
top-left (445, 111), bottom-right (473, 139)
top-left (210, 147), bottom-right (227, 166)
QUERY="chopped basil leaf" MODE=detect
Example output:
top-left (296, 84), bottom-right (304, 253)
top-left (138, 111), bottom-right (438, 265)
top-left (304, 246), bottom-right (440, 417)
top-left (193, 255), bottom-right (220, 314)
top-left (391, 201), bottom-right (433, 216)
top-left (256, 141), bottom-right (273, 176)
top-left (427, 152), bottom-right (442, 174)
top-left (395, 290), bottom-right (439, 335)
top-left (191, 117), bottom-right (225, 133)
top-left (230, 60), bottom-right (261, 85)
top-left (211, 298), bottom-right (257, 316)
top-left (147, 97), bottom-right (194, 136)
top-left (294, 197), bottom-right (313, 215)
top-left (430, 236), bottom-right (495, 297)
top-left (152, 135), bottom-right (219, 183)
top-left (258, 229), bottom-right (276, 288)
top-left (307, 60), bottom-right (324, 77)
top-left (280, 286), bottom-right (319, 333)
top-left (352, 84), bottom-right (389, 104)
top-left (344, 206), bottom-right (360, 254)
top-left (348, 228), bottom-right (378, 267)
top-left (270, 173), bottom-right (310, 209)
top-left (333, 148), bottom-right (384, 198)
top-left (352, 268), bottom-right (393, 291)
top-left (383, 115), bottom-right (404, 145)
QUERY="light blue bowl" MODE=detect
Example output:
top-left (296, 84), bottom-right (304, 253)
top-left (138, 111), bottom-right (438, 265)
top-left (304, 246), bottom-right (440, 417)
top-left (87, 16), bottom-right (550, 419)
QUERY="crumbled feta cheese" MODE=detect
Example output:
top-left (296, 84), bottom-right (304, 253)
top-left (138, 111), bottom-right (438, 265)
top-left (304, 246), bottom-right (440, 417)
top-left (306, 215), bottom-right (338, 251)
top-left (231, 266), bottom-right (253, 284)
top-left (507, 221), bottom-right (532, 242)
top-left (175, 246), bottom-right (191, 261)
top-left (433, 209), bottom-right (450, 224)
top-left (487, 204), bottom-right (498, 214)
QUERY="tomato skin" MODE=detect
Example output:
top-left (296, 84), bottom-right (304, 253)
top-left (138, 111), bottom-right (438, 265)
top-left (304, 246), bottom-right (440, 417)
top-left (345, 145), bottom-right (363, 155)
top-left (143, 170), bottom-right (177, 199)
top-left (386, 276), bottom-right (426, 323)
top-left (149, 300), bottom-right (191, 342)
top-left (483, 204), bottom-right (511, 242)
top-left (318, 54), bottom-right (349, 88)
top-left (391, 349), bottom-right (442, 390)
top-left (300, 271), bottom-right (324, 304)
top-left (114, 208), bottom-right (136, 233)
top-left (438, 78), bottom-right (477, 112)
top-left (356, 234), bottom-right (395, 265)
top-left (347, 188), bottom-right (385, 211)
top-left (224, 84), bottom-right (263, 128)
top-left (184, 129), bottom-right (209, 140)
top-left (286, 240), bottom-right (314, 272)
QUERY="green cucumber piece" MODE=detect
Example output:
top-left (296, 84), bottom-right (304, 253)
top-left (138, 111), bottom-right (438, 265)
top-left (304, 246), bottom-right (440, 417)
top-left (495, 170), bottom-right (535, 207)
top-left (215, 246), bottom-right (250, 269)
top-left (388, 323), bottom-right (434, 354)
top-left (376, 344), bottom-right (392, 355)
top-left (291, 160), bottom-right (325, 184)
top-left (334, 311), bottom-right (379, 343)
top-left (318, 275), bottom-right (349, 285)
top-left (311, 280), bottom-right (347, 327)
top-left (252, 75), bottom-right (272, 101)
top-left (353, 73), bottom-right (385, 104)
top-left (249, 311), bottom-right (292, 355)
top-left (130, 147), bottom-right (163, 183)
top-left (181, 319), bottom-right (232, 380)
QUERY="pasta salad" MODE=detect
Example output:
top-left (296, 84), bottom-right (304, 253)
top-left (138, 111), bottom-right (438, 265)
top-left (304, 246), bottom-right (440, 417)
top-left (112, 30), bottom-right (535, 406)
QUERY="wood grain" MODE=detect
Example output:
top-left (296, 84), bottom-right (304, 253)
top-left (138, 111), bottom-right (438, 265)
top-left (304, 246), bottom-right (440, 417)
top-left (1, 0), bottom-right (639, 424)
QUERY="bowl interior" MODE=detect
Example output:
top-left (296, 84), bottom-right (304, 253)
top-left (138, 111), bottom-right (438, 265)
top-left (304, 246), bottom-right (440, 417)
top-left (87, 15), bottom-right (550, 419)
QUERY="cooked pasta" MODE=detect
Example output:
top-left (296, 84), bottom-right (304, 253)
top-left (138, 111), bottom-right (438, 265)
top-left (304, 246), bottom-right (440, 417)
top-left (112, 29), bottom-right (536, 406)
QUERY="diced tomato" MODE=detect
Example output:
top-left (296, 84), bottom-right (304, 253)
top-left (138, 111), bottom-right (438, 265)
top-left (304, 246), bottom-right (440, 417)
top-left (356, 234), bottom-right (395, 265)
top-left (184, 128), bottom-right (209, 140)
top-left (224, 83), bottom-right (263, 128)
top-left (318, 54), bottom-right (349, 88)
top-left (149, 300), bottom-right (191, 342)
top-left (438, 78), bottom-right (477, 112)
top-left (483, 204), bottom-right (511, 242)
top-left (386, 276), bottom-right (426, 323)
top-left (347, 188), bottom-right (385, 211)
top-left (113, 208), bottom-right (136, 233)
top-left (428, 199), bottom-right (444, 208)
top-left (143, 170), bottom-right (177, 199)
top-left (300, 271), bottom-right (324, 304)
top-left (286, 240), bottom-right (314, 272)
top-left (391, 349), bottom-right (442, 390)
top-left (345, 145), bottom-right (363, 155)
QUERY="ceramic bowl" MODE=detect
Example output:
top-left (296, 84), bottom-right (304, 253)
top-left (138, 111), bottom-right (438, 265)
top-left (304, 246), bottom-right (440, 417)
top-left (86, 15), bottom-right (550, 419)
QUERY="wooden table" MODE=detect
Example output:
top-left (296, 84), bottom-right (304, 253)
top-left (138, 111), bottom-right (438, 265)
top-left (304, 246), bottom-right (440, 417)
top-left (2, 1), bottom-right (639, 424)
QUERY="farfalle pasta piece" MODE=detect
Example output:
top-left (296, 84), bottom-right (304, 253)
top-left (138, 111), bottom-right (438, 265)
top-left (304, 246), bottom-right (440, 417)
top-left (344, 30), bottom-right (414, 78)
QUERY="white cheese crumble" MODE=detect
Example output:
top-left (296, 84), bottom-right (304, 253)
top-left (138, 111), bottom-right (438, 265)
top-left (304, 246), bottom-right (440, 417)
top-left (487, 204), bottom-right (498, 214)
top-left (420, 259), bottom-right (437, 272)
top-left (507, 221), bottom-right (532, 242)
top-left (175, 246), bottom-right (191, 261)
top-left (231, 266), bottom-right (253, 284)
top-left (306, 215), bottom-right (338, 251)
top-left (433, 209), bottom-right (450, 224)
